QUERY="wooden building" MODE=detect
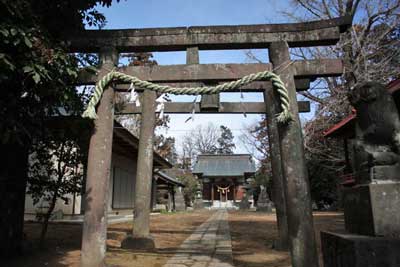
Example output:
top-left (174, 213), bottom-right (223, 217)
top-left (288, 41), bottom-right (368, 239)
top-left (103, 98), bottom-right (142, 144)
top-left (193, 154), bottom-right (256, 208)
top-left (152, 171), bottom-right (185, 212)
top-left (24, 121), bottom-right (178, 220)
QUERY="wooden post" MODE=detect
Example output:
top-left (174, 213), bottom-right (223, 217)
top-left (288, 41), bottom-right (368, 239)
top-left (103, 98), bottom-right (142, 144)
top-left (211, 182), bottom-right (214, 205)
top-left (151, 177), bottom-right (157, 211)
top-left (186, 46), bottom-right (199, 64)
top-left (81, 46), bottom-right (118, 267)
top-left (233, 184), bottom-right (236, 204)
top-left (133, 90), bottom-right (157, 237)
top-left (172, 187), bottom-right (176, 211)
top-left (264, 87), bottom-right (289, 250)
top-left (268, 41), bottom-right (319, 267)
top-left (343, 139), bottom-right (351, 172)
top-left (186, 46), bottom-right (219, 111)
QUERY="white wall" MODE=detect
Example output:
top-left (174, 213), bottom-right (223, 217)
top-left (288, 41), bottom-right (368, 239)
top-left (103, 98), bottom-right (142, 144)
top-left (24, 151), bottom-right (137, 218)
top-left (24, 193), bottom-right (81, 216)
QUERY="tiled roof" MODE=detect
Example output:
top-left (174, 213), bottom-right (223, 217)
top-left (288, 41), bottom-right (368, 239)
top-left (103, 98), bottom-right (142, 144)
top-left (113, 121), bottom-right (172, 169)
top-left (192, 154), bottom-right (256, 177)
top-left (155, 171), bottom-right (185, 187)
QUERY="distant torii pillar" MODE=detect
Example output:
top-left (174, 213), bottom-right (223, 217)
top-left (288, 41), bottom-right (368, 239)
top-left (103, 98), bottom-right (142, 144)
top-left (268, 41), bottom-right (319, 267)
top-left (121, 88), bottom-right (157, 250)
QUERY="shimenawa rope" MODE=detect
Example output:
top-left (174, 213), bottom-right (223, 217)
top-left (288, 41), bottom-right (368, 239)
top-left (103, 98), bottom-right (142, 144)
top-left (82, 70), bottom-right (292, 123)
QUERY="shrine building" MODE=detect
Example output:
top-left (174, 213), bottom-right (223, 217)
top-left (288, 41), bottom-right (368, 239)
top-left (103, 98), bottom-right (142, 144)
top-left (193, 154), bottom-right (256, 208)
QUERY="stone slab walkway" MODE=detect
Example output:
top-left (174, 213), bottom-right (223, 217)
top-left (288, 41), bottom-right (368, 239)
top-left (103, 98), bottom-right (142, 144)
top-left (163, 209), bottom-right (234, 267)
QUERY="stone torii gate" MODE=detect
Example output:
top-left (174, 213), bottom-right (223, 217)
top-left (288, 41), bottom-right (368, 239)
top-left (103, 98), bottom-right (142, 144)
top-left (69, 15), bottom-right (351, 267)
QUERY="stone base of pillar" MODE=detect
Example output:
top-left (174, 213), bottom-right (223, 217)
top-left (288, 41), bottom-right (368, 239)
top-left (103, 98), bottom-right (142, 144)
top-left (272, 239), bottom-right (288, 251)
top-left (256, 200), bottom-right (273, 212)
top-left (343, 183), bottom-right (400, 237)
top-left (256, 205), bottom-right (273, 212)
top-left (121, 235), bottom-right (156, 251)
top-left (321, 231), bottom-right (400, 267)
top-left (193, 198), bottom-right (204, 209)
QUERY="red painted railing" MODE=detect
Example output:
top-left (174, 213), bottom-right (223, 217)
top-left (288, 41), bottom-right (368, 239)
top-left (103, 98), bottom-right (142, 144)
top-left (339, 173), bottom-right (355, 186)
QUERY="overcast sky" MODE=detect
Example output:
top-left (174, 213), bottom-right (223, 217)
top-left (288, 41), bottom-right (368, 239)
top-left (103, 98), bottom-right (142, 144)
top-left (93, 0), bottom-right (313, 155)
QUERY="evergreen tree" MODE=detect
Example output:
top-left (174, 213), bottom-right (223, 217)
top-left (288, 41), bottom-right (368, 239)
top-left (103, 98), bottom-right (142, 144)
top-left (217, 125), bottom-right (236, 154)
top-left (27, 120), bottom-right (89, 246)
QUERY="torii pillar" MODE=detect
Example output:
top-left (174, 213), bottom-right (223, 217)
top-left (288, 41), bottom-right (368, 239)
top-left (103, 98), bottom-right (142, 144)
top-left (121, 89), bottom-right (157, 250)
top-left (264, 87), bottom-right (289, 250)
top-left (268, 41), bottom-right (319, 267)
top-left (81, 46), bottom-right (118, 267)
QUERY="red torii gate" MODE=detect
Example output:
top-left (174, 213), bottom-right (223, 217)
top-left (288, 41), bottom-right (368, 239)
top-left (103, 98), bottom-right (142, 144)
top-left (68, 15), bottom-right (351, 267)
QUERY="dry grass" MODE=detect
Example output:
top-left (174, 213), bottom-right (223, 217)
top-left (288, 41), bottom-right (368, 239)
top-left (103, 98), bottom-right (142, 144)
top-left (5, 210), bottom-right (344, 267)
top-left (228, 211), bottom-right (345, 267)
top-left (5, 210), bottom-right (213, 267)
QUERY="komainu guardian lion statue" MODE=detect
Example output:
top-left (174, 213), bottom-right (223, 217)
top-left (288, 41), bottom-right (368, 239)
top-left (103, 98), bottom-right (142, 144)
top-left (349, 82), bottom-right (400, 184)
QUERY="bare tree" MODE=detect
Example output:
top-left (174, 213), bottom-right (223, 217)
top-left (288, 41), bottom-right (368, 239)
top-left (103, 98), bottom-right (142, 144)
top-left (180, 123), bottom-right (217, 169)
top-left (287, 0), bottom-right (399, 87)
top-left (181, 132), bottom-right (196, 168)
top-left (285, 0), bottom-right (400, 164)
top-left (181, 123), bottom-right (219, 157)
top-left (239, 116), bottom-right (269, 163)
top-left (180, 123), bottom-right (237, 168)
top-left (244, 0), bottom-right (400, 109)
top-left (193, 123), bottom-right (220, 154)
top-left (285, 0), bottom-right (399, 206)
top-left (243, 1), bottom-right (399, 206)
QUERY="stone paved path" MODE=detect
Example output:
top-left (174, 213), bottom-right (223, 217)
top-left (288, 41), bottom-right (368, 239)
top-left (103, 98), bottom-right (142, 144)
top-left (163, 209), bottom-right (234, 267)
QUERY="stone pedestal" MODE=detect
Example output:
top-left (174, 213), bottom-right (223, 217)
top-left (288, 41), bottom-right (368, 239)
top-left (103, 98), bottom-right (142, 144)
top-left (239, 195), bottom-right (250, 210)
top-left (322, 81), bottom-right (400, 267)
top-left (193, 198), bottom-right (204, 209)
top-left (256, 187), bottom-right (273, 212)
top-left (121, 235), bottom-right (156, 251)
top-left (174, 188), bottom-right (186, 211)
top-left (343, 183), bottom-right (400, 237)
top-left (322, 182), bottom-right (400, 267)
top-left (321, 231), bottom-right (400, 267)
